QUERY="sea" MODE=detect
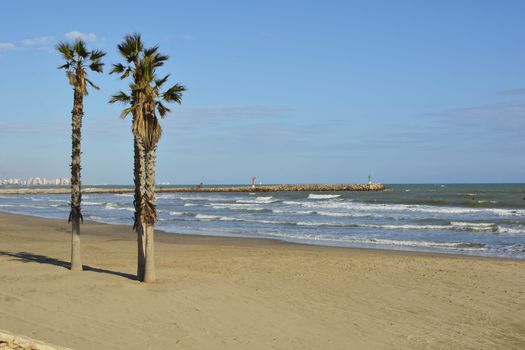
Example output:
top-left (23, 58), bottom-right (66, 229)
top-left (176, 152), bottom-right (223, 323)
top-left (1, 184), bottom-right (524, 259)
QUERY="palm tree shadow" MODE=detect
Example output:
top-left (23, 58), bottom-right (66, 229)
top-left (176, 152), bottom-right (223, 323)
top-left (0, 251), bottom-right (137, 281)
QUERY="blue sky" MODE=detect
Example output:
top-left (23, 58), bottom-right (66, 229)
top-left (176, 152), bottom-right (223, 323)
top-left (0, 0), bottom-right (523, 184)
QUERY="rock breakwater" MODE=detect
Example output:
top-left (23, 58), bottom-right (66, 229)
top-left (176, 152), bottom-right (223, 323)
top-left (0, 183), bottom-right (385, 195)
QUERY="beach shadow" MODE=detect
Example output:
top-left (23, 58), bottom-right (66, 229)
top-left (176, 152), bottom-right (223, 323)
top-left (0, 251), bottom-right (137, 281)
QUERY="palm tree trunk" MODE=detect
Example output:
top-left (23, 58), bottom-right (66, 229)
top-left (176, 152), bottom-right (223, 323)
top-left (134, 136), bottom-right (146, 280)
top-left (143, 145), bottom-right (157, 283)
top-left (69, 86), bottom-right (83, 271)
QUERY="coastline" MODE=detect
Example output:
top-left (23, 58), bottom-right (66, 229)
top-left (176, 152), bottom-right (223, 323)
top-left (1, 211), bottom-right (524, 349)
top-left (0, 210), bottom-right (520, 262)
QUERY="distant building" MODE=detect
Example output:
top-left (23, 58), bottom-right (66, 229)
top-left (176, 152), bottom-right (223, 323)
top-left (0, 176), bottom-right (70, 186)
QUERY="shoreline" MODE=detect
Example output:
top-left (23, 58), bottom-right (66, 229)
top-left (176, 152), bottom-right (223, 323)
top-left (1, 210), bottom-right (519, 261)
top-left (0, 183), bottom-right (385, 194)
top-left (1, 211), bottom-right (524, 349)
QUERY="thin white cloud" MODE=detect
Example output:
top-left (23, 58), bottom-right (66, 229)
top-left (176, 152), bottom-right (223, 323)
top-left (65, 31), bottom-right (97, 42)
top-left (21, 36), bottom-right (55, 46)
top-left (0, 42), bottom-right (17, 51)
top-left (181, 34), bottom-right (194, 40)
top-left (426, 103), bottom-right (525, 132)
top-left (499, 88), bottom-right (525, 96)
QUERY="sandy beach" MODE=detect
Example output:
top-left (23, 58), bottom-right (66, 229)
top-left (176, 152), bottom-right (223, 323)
top-left (0, 211), bottom-right (524, 349)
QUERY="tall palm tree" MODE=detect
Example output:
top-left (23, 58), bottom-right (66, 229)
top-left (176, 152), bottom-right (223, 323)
top-left (57, 39), bottom-right (105, 271)
top-left (110, 34), bottom-right (185, 282)
top-left (109, 33), bottom-right (148, 280)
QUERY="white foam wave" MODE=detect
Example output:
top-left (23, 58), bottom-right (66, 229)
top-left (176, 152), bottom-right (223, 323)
top-left (316, 211), bottom-right (370, 218)
top-left (283, 200), bottom-right (525, 217)
top-left (236, 196), bottom-right (279, 204)
top-left (497, 226), bottom-right (525, 235)
top-left (272, 209), bottom-right (316, 215)
top-left (169, 211), bottom-right (185, 216)
top-left (195, 214), bottom-right (220, 220)
top-left (364, 238), bottom-right (485, 250)
top-left (104, 203), bottom-right (134, 211)
top-left (30, 197), bottom-right (65, 203)
top-left (308, 194), bottom-right (341, 199)
top-left (0, 204), bottom-right (49, 209)
top-left (450, 221), bottom-right (496, 231)
top-left (184, 203), bottom-right (198, 207)
top-left (256, 231), bottom-right (485, 250)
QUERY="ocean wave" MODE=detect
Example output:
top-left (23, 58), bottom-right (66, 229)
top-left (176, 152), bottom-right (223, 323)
top-left (272, 209), bottom-right (316, 215)
top-left (83, 201), bottom-right (105, 206)
top-left (307, 194), bottom-right (341, 200)
top-left (236, 196), bottom-right (279, 204)
top-left (365, 238), bottom-right (485, 250)
top-left (316, 211), bottom-right (371, 218)
top-left (450, 221), bottom-right (497, 231)
top-left (30, 197), bottom-right (65, 203)
top-left (282, 200), bottom-right (525, 217)
top-left (497, 226), bottom-right (525, 235)
top-left (293, 221), bottom-right (503, 232)
top-left (179, 195), bottom-right (237, 202)
top-left (104, 203), bottom-right (134, 211)
top-left (115, 193), bottom-right (134, 197)
top-left (0, 204), bottom-right (50, 209)
top-left (210, 203), bottom-right (269, 211)
top-left (195, 214), bottom-right (221, 220)
top-left (184, 203), bottom-right (198, 207)
top-left (169, 211), bottom-right (186, 216)
top-left (257, 231), bottom-right (486, 250)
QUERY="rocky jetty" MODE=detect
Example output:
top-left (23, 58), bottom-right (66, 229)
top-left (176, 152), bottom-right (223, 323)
top-left (0, 331), bottom-right (71, 350)
top-left (166, 183), bottom-right (386, 192)
top-left (0, 183), bottom-right (385, 195)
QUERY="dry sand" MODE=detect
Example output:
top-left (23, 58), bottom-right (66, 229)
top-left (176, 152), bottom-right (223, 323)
top-left (0, 211), bottom-right (524, 349)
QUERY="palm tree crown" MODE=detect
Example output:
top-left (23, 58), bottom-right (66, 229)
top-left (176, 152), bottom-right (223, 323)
top-left (56, 39), bottom-right (105, 95)
top-left (109, 35), bottom-right (186, 148)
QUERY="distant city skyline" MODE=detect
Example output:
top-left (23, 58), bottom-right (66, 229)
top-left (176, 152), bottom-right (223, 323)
top-left (1, 1), bottom-right (524, 184)
top-left (0, 177), bottom-right (70, 186)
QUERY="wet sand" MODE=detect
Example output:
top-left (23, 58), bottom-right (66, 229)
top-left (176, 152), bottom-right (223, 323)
top-left (0, 211), bottom-right (524, 349)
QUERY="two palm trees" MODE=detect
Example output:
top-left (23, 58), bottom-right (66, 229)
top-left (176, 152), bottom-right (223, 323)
top-left (57, 34), bottom-right (185, 282)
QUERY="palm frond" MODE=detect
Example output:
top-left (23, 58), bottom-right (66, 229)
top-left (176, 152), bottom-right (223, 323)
top-left (85, 78), bottom-right (100, 90)
top-left (109, 91), bottom-right (132, 105)
top-left (163, 84), bottom-right (186, 103)
top-left (74, 39), bottom-right (88, 58)
top-left (156, 101), bottom-right (171, 117)
top-left (155, 74), bottom-right (170, 88)
top-left (143, 46), bottom-right (159, 57)
top-left (58, 63), bottom-right (71, 70)
top-left (90, 49), bottom-right (106, 61)
top-left (56, 42), bottom-right (74, 61)
top-left (110, 63), bottom-right (126, 75)
top-left (118, 33), bottom-right (143, 62)
top-left (151, 53), bottom-right (169, 68)
top-left (89, 61), bottom-right (104, 73)
top-left (120, 105), bottom-right (135, 119)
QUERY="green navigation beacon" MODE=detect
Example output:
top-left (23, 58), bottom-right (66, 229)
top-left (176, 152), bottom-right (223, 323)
top-left (368, 173), bottom-right (372, 185)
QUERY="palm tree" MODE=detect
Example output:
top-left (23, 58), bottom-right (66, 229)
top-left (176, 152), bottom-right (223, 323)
top-left (109, 33), bottom-right (148, 280)
top-left (56, 39), bottom-right (105, 271)
top-left (110, 34), bottom-right (185, 282)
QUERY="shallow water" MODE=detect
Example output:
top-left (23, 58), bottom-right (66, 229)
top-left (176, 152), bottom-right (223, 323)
top-left (1, 184), bottom-right (524, 258)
